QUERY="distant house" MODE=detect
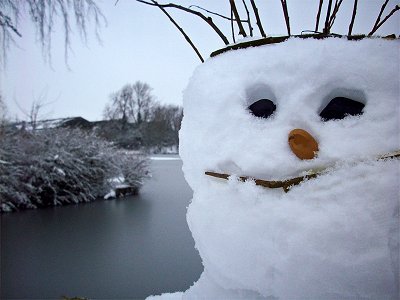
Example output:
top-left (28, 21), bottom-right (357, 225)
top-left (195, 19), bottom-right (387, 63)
top-left (60, 117), bottom-right (92, 129)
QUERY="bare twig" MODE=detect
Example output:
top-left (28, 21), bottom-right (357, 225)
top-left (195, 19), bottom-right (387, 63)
top-left (315, 0), bottom-right (323, 32)
top-left (188, 5), bottom-right (241, 21)
top-left (241, 0), bottom-right (253, 37)
top-left (280, 0), bottom-right (291, 36)
top-left (368, 4), bottom-right (400, 36)
top-left (323, 0), bottom-right (333, 34)
top-left (0, 11), bottom-right (22, 37)
top-left (371, 0), bottom-right (389, 32)
top-left (15, 88), bottom-right (57, 131)
top-left (135, 0), bottom-right (229, 45)
top-left (229, 0), bottom-right (247, 37)
top-left (231, 9), bottom-right (236, 43)
top-left (348, 0), bottom-right (358, 36)
top-left (148, 0), bottom-right (204, 62)
top-left (250, 0), bottom-right (266, 37)
top-left (328, 0), bottom-right (344, 30)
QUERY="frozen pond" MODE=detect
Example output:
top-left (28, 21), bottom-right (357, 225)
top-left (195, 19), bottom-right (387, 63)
top-left (1, 157), bottom-right (203, 299)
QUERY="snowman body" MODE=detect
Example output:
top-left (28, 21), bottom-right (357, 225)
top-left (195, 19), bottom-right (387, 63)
top-left (178, 38), bottom-right (399, 299)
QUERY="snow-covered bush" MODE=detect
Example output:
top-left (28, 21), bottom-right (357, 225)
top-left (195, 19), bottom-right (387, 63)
top-left (0, 128), bottom-right (149, 212)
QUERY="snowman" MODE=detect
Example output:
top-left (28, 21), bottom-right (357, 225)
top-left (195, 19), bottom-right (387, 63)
top-left (170, 36), bottom-right (399, 300)
top-left (135, 2), bottom-right (399, 299)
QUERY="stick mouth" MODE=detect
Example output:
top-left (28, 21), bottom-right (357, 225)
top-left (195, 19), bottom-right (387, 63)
top-left (210, 34), bottom-right (397, 58)
top-left (205, 171), bottom-right (317, 193)
top-left (205, 150), bottom-right (400, 192)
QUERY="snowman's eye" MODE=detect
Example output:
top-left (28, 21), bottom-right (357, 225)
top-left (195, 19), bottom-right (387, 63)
top-left (248, 99), bottom-right (276, 119)
top-left (320, 97), bottom-right (364, 121)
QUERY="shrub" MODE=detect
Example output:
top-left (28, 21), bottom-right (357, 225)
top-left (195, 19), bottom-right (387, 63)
top-left (0, 128), bottom-right (149, 212)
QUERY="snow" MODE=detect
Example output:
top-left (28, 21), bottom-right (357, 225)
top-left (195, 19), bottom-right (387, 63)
top-left (150, 155), bottom-right (181, 161)
top-left (159, 37), bottom-right (399, 299)
top-left (104, 190), bottom-right (116, 200)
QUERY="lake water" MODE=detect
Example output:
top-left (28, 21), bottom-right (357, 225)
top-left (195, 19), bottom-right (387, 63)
top-left (1, 158), bottom-right (203, 300)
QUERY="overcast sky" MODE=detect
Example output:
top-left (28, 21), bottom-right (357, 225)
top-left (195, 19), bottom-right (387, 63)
top-left (1, 0), bottom-right (398, 121)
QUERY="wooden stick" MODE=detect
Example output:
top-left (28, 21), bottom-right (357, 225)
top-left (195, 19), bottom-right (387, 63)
top-left (250, 0), bottom-right (266, 37)
top-left (205, 150), bottom-right (400, 192)
top-left (241, 0), bottom-right (253, 37)
top-left (230, 0), bottom-right (247, 37)
top-left (135, 0), bottom-right (229, 45)
top-left (323, 0), bottom-right (333, 34)
top-left (328, 0), bottom-right (344, 30)
top-left (315, 0), bottom-right (324, 32)
top-left (348, 0), bottom-right (358, 36)
top-left (189, 5), bottom-right (239, 22)
top-left (371, 0), bottom-right (389, 33)
top-left (280, 0), bottom-right (291, 36)
top-left (149, 0), bottom-right (204, 62)
top-left (368, 4), bottom-right (399, 36)
top-left (231, 8), bottom-right (236, 43)
top-left (205, 171), bottom-right (317, 192)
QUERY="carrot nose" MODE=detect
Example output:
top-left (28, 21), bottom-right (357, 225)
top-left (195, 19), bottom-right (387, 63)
top-left (288, 129), bottom-right (319, 160)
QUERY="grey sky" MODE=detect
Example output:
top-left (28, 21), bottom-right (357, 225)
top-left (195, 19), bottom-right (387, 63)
top-left (1, 0), bottom-right (398, 121)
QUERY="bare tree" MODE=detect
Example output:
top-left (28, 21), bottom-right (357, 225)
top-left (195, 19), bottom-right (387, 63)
top-left (15, 90), bottom-right (55, 131)
top-left (103, 81), bottom-right (155, 126)
top-left (140, 103), bottom-right (183, 151)
top-left (0, 0), bottom-right (105, 66)
top-left (103, 86), bottom-right (131, 129)
top-left (131, 81), bottom-right (154, 124)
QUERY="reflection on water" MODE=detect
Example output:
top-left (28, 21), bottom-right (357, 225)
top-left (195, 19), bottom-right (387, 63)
top-left (1, 159), bottom-right (203, 299)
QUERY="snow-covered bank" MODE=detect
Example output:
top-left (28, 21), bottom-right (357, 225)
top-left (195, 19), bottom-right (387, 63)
top-left (0, 128), bottom-right (149, 213)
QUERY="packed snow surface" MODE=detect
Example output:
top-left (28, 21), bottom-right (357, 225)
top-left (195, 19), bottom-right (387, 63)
top-left (150, 37), bottom-right (400, 299)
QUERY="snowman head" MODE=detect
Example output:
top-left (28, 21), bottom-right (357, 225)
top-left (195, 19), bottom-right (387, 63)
top-left (181, 37), bottom-right (399, 189)
top-left (180, 36), bottom-right (400, 299)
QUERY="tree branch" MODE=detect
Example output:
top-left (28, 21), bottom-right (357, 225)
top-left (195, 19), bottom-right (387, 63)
top-left (315, 0), bottom-right (323, 32)
top-left (229, 0), bottom-right (247, 37)
top-left (323, 0), bottom-right (333, 34)
top-left (280, 0), bottom-right (291, 36)
top-left (368, 4), bottom-right (400, 36)
top-left (148, 0), bottom-right (204, 62)
top-left (231, 8), bottom-right (236, 43)
top-left (135, 0), bottom-right (229, 45)
top-left (0, 11), bottom-right (22, 37)
top-left (328, 0), bottom-right (344, 30)
top-left (348, 0), bottom-right (358, 36)
top-left (188, 5), bottom-right (235, 21)
top-left (250, 0), bottom-right (266, 37)
top-left (241, 0), bottom-right (253, 37)
top-left (371, 0), bottom-right (389, 32)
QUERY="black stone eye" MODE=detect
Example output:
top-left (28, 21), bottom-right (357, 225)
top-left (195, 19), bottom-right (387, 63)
top-left (320, 97), bottom-right (364, 121)
top-left (248, 99), bottom-right (276, 119)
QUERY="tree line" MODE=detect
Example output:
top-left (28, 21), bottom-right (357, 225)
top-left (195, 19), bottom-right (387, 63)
top-left (0, 81), bottom-right (183, 153)
top-left (101, 81), bottom-right (183, 153)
